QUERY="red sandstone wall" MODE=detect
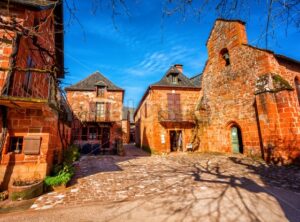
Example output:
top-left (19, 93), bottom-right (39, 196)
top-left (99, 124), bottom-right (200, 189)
top-left (0, 28), bottom-right (14, 91)
top-left (135, 87), bottom-right (200, 153)
top-left (198, 20), bottom-right (300, 162)
top-left (0, 106), bottom-right (71, 189)
top-left (122, 119), bottom-right (130, 144)
top-left (66, 90), bottom-right (124, 147)
top-left (0, 8), bottom-right (56, 98)
top-left (0, 6), bottom-right (68, 188)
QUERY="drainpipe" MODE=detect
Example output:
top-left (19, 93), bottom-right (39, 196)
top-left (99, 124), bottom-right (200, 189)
top-left (254, 99), bottom-right (265, 160)
top-left (0, 106), bottom-right (8, 159)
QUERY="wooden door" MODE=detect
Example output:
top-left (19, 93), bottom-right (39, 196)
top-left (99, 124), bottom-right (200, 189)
top-left (231, 126), bottom-right (240, 153)
top-left (102, 127), bottom-right (110, 148)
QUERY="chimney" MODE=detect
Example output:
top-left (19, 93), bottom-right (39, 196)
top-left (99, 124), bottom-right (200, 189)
top-left (174, 64), bottom-right (183, 73)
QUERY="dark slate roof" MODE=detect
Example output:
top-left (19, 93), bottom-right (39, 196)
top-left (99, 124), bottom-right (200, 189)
top-left (122, 107), bottom-right (135, 122)
top-left (65, 72), bottom-right (124, 91)
top-left (6, 0), bottom-right (59, 9)
top-left (190, 74), bottom-right (203, 88)
top-left (275, 54), bottom-right (300, 66)
top-left (151, 66), bottom-right (200, 89)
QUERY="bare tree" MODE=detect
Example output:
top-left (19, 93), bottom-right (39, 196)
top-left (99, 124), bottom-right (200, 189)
top-left (162, 0), bottom-right (300, 47)
top-left (64, 0), bottom-right (300, 48)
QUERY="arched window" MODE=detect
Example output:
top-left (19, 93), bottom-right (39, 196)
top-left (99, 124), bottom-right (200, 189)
top-left (220, 48), bottom-right (230, 66)
top-left (295, 77), bottom-right (300, 106)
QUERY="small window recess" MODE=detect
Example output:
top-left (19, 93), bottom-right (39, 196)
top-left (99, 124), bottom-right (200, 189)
top-left (8, 137), bottom-right (23, 153)
top-left (221, 48), bottom-right (230, 66)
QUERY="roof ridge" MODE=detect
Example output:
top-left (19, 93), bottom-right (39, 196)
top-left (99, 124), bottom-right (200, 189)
top-left (150, 65), bottom-right (200, 88)
top-left (65, 71), bottom-right (124, 91)
top-left (190, 73), bottom-right (202, 80)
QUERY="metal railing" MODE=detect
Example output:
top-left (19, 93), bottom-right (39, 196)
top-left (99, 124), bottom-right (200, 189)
top-left (158, 109), bottom-right (195, 122)
top-left (2, 71), bottom-right (53, 101)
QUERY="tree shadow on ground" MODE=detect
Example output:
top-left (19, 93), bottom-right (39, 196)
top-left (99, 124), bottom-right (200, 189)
top-left (99, 154), bottom-right (300, 222)
top-left (69, 144), bottom-right (150, 186)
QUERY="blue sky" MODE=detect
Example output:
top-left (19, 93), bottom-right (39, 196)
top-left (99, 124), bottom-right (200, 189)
top-left (63, 1), bottom-right (300, 108)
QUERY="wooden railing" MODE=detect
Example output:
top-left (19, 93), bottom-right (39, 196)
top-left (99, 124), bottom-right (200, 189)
top-left (158, 109), bottom-right (195, 123)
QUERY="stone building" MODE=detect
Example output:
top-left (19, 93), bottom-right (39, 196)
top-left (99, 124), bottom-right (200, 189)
top-left (122, 107), bottom-right (130, 144)
top-left (122, 107), bottom-right (135, 144)
top-left (134, 65), bottom-right (201, 153)
top-left (65, 72), bottom-right (124, 154)
top-left (196, 19), bottom-right (300, 164)
top-left (0, 0), bottom-right (71, 189)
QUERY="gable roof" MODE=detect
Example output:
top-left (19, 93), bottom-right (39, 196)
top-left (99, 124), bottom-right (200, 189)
top-left (150, 66), bottom-right (201, 89)
top-left (134, 65), bottom-right (201, 118)
top-left (65, 72), bottom-right (124, 91)
top-left (190, 74), bottom-right (203, 88)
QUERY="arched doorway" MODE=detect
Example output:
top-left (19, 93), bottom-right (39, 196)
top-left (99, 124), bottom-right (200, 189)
top-left (231, 125), bottom-right (243, 154)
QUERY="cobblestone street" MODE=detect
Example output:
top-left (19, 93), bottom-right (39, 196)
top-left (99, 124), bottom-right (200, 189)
top-left (1, 144), bottom-right (300, 221)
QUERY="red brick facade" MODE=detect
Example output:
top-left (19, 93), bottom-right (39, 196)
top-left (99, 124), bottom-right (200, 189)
top-left (0, 1), bottom-right (70, 189)
top-left (196, 19), bottom-right (300, 164)
top-left (135, 66), bottom-right (201, 153)
top-left (66, 72), bottom-right (124, 153)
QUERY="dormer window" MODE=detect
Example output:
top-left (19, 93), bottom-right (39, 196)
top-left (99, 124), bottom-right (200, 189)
top-left (95, 81), bottom-right (107, 97)
top-left (171, 74), bottom-right (178, 84)
top-left (97, 86), bottom-right (106, 97)
top-left (221, 48), bottom-right (230, 66)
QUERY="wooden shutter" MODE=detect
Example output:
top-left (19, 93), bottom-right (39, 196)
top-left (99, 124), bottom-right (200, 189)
top-left (23, 136), bottom-right (41, 155)
top-left (89, 102), bottom-right (96, 120)
top-left (106, 103), bottom-right (111, 121)
top-left (167, 93), bottom-right (180, 120)
top-left (174, 94), bottom-right (181, 120)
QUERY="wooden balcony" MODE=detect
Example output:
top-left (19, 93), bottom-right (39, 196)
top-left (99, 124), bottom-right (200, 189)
top-left (0, 72), bottom-right (55, 108)
top-left (158, 110), bottom-right (195, 124)
top-left (78, 111), bottom-right (112, 123)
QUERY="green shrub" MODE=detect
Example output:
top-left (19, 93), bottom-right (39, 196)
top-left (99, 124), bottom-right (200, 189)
top-left (44, 165), bottom-right (74, 187)
top-left (46, 144), bottom-right (79, 187)
top-left (63, 144), bottom-right (80, 165)
top-left (51, 164), bottom-right (63, 176)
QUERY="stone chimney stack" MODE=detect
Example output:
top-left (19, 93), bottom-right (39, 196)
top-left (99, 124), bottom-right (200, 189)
top-left (174, 64), bottom-right (183, 73)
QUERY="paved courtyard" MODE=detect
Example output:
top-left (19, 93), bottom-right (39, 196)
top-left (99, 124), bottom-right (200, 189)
top-left (1, 144), bottom-right (300, 221)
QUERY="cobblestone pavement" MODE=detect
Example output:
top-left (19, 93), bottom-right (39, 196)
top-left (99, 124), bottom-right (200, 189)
top-left (2, 144), bottom-right (298, 221)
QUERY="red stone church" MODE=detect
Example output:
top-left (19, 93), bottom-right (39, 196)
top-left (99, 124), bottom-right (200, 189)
top-left (196, 19), bottom-right (300, 164)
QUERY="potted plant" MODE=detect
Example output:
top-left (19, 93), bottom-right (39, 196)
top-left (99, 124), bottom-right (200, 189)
top-left (44, 165), bottom-right (74, 191)
top-left (44, 145), bottom-right (79, 191)
top-left (9, 178), bottom-right (43, 201)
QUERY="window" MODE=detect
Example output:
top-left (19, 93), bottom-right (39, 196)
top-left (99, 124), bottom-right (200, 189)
top-left (24, 57), bottom-right (33, 90)
top-left (81, 127), bottom-right (88, 141)
top-left (220, 48), bottom-right (230, 66)
top-left (96, 102), bottom-right (105, 118)
top-left (89, 127), bottom-right (97, 140)
top-left (171, 74), bottom-right (178, 84)
top-left (97, 86), bottom-right (106, 97)
top-left (295, 77), bottom-right (300, 106)
top-left (8, 137), bottom-right (23, 153)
